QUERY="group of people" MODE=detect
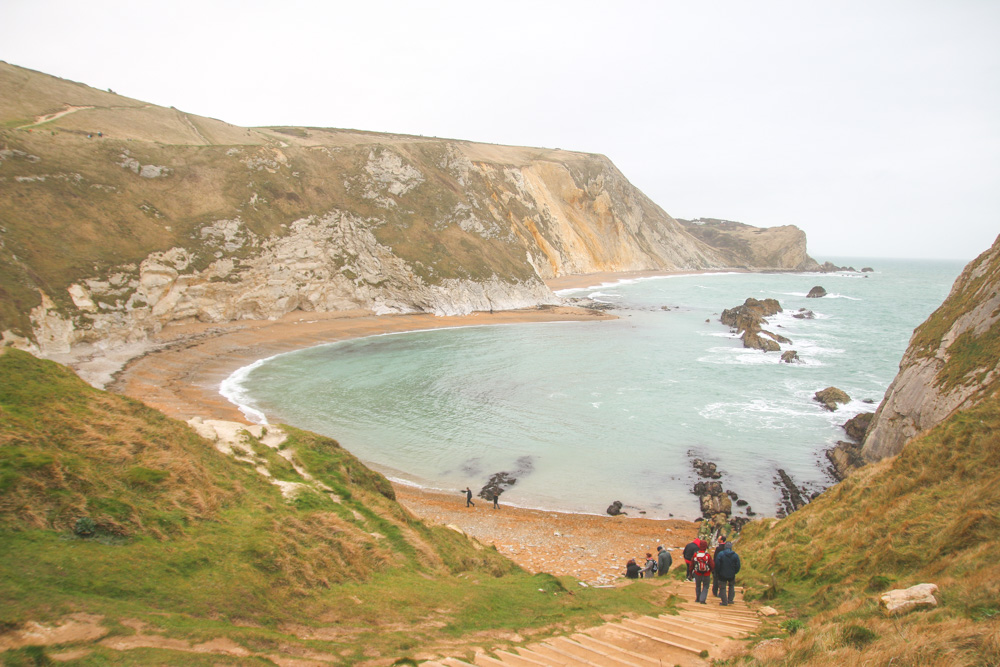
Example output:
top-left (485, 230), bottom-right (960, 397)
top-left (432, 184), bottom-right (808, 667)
top-left (624, 545), bottom-right (673, 579)
top-left (624, 535), bottom-right (742, 606)
top-left (463, 486), bottom-right (500, 509)
top-left (683, 535), bottom-right (742, 605)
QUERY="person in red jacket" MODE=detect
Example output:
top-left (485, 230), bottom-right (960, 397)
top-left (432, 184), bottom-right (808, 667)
top-left (692, 539), bottom-right (715, 603)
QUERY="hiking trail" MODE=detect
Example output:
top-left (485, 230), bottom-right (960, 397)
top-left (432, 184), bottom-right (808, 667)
top-left (420, 578), bottom-right (763, 666)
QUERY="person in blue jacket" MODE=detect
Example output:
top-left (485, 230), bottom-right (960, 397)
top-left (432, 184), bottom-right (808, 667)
top-left (714, 542), bottom-right (742, 606)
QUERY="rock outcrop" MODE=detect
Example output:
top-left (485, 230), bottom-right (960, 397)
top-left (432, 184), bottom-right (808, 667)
top-left (862, 234), bottom-right (1000, 462)
top-left (677, 218), bottom-right (820, 271)
top-left (814, 386), bottom-right (850, 411)
top-left (720, 298), bottom-right (787, 352)
top-left (806, 286), bottom-right (827, 298)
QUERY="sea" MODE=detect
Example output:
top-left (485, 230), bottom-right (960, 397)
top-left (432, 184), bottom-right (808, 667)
top-left (221, 258), bottom-right (966, 520)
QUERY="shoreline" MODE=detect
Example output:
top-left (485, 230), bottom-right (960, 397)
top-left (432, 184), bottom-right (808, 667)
top-left (107, 270), bottom-right (703, 578)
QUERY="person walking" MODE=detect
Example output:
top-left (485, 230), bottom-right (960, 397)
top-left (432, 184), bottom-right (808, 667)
top-left (464, 487), bottom-right (475, 507)
top-left (714, 542), bottom-right (742, 605)
top-left (712, 536), bottom-right (728, 598)
top-left (692, 540), bottom-right (714, 603)
top-left (492, 490), bottom-right (500, 509)
top-left (683, 539), bottom-right (699, 581)
top-left (656, 545), bottom-right (672, 577)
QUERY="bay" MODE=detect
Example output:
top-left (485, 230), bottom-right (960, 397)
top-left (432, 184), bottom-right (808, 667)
top-left (225, 258), bottom-right (965, 519)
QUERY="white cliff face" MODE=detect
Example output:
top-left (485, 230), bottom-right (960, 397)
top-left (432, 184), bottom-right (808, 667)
top-left (862, 234), bottom-right (1000, 462)
top-left (23, 209), bottom-right (561, 361)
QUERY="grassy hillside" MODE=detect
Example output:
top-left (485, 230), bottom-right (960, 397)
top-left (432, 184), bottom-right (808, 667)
top-left (729, 389), bottom-right (1000, 665)
top-left (0, 349), bottom-right (674, 664)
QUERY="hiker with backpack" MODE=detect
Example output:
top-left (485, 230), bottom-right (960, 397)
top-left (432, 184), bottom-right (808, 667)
top-left (714, 541), bottom-right (742, 605)
top-left (692, 539), bottom-right (714, 603)
top-left (641, 553), bottom-right (656, 578)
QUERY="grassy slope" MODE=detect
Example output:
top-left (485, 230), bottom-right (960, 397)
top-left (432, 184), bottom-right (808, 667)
top-left (728, 391), bottom-right (1000, 666)
top-left (0, 349), bottom-right (674, 664)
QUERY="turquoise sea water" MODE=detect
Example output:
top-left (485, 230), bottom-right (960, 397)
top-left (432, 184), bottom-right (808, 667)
top-left (224, 258), bottom-right (965, 519)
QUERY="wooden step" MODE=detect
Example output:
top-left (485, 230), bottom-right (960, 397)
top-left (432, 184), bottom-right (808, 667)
top-left (490, 649), bottom-right (550, 667)
top-left (515, 645), bottom-right (573, 666)
top-left (626, 616), bottom-right (714, 649)
top-left (549, 636), bottom-right (644, 667)
top-left (472, 653), bottom-right (507, 666)
top-left (642, 615), bottom-right (726, 643)
top-left (534, 640), bottom-right (608, 666)
top-left (440, 658), bottom-right (477, 667)
top-left (615, 621), bottom-right (706, 655)
top-left (569, 634), bottom-right (661, 666)
top-left (672, 610), bottom-right (759, 632)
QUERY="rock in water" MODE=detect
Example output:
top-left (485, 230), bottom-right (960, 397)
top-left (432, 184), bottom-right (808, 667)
top-left (780, 350), bottom-right (800, 363)
top-left (606, 500), bottom-right (624, 516)
top-left (814, 386), bottom-right (850, 411)
top-left (807, 285), bottom-right (827, 298)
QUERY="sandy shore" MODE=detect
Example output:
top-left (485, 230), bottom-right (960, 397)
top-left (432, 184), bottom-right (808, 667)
top-left (110, 271), bottom-right (701, 581)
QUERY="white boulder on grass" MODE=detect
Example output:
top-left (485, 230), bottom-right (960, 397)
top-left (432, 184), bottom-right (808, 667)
top-left (879, 583), bottom-right (939, 615)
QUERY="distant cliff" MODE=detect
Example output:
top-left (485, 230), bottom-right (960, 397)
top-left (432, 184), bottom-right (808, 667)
top-left (0, 62), bottom-right (816, 358)
top-left (678, 218), bottom-right (820, 271)
top-left (853, 234), bottom-right (1000, 464)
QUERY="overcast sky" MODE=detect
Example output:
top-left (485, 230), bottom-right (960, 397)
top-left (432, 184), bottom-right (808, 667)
top-left (3, 1), bottom-right (998, 260)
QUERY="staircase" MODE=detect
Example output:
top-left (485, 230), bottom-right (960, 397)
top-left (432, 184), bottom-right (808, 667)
top-left (420, 580), bottom-right (760, 666)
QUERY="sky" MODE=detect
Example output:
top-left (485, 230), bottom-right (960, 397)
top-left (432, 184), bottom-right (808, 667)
top-left (3, 0), bottom-right (998, 260)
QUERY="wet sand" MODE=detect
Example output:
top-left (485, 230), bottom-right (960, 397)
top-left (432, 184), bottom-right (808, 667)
top-left (111, 271), bottom-right (700, 580)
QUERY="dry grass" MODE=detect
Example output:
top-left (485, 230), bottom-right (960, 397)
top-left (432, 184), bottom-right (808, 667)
top-left (727, 390), bottom-right (1000, 666)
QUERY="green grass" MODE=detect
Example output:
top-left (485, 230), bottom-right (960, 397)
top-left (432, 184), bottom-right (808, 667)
top-left (0, 349), bottom-right (674, 662)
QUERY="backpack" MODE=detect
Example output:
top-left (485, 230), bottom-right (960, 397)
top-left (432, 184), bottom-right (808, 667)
top-left (694, 550), bottom-right (710, 574)
top-left (649, 559), bottom-right (657, 573)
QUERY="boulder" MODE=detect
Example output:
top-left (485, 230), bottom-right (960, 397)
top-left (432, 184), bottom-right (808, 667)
top-left (606, 500), bottom-right (624, 516)
top-left (879, 583), bottom-right (939, 615)
top-left (842, 412), bottom-right (874, 442)
top-left (814, 386), bottom-right (850, 411)
top-left (861, 267), bottom-right (874, 272)
top-left (743, 330), bottom-right (781, 352)
top-left (826, 440), bottom-right (865, 480)
top-left (806, 285), bottom-right (827, 298)
top-left (792, 309), bottom-right (815, 319)
top-left (781, 350), bottom-right (800, 364)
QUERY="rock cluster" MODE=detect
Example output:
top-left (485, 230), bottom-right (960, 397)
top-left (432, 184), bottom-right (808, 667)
top-left (689, 456), bottom-right (753, 531)
top-left (720, 298), bottom-right (787, 352)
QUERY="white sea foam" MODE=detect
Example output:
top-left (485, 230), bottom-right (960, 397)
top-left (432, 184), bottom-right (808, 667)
top-left (219, 357), bottom-right (275, 424)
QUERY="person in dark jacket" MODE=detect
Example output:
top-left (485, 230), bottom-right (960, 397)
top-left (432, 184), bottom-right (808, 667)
top-left (714, 542), bottom-right (742, 605)
top-left (464, 487), bottom-right (475, 507)
top-left (656, 545), bottom-right (672, 576)
top-left (683, 540), bottom-right (699, 581)
top-left (712, 536), bottom-right (728, 597)
top-left (625, 558), bottom-right (641, 579)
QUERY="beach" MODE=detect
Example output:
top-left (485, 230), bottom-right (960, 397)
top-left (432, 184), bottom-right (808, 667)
top-left (110, 272), bottom-right (701, 581)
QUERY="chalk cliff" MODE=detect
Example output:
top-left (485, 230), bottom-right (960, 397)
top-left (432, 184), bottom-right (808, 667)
top-left (0, 62), bottom-right (815, 361)
top-left (859, 234), bottom-right (1000, 463)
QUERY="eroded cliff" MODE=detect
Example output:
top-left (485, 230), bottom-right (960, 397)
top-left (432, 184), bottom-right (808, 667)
top-left (860, 233), bottom-right (1000, 462)
top-left (1, 62), bottom-right (813, 361)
